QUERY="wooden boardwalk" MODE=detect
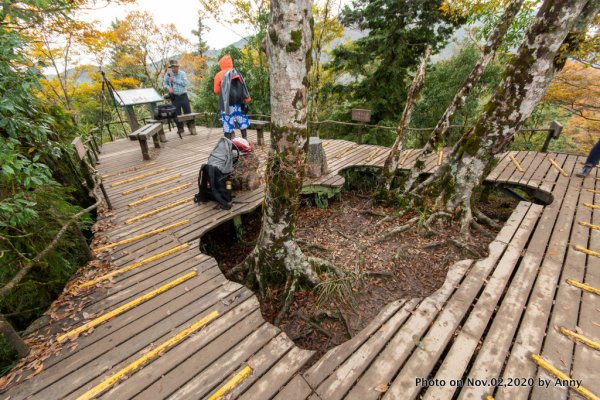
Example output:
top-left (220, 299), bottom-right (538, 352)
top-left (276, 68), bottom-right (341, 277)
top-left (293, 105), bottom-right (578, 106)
top-left (1, 126), bottom-right (598, 400)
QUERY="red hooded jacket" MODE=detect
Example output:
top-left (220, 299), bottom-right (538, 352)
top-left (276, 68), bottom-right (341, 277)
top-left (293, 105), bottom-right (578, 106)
top-left (213, 54), bottom-right (233, 95)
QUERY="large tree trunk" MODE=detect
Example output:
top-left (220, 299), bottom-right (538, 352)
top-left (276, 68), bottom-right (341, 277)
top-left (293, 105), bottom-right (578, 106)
top-left (403, 0), bottom-right (525, 193)
top-left (374, 45), bottom-right (430, 199)
top-left (412, 0), bottom-right (598, 235)
top-left (239, 0), bottom-right (318, 304)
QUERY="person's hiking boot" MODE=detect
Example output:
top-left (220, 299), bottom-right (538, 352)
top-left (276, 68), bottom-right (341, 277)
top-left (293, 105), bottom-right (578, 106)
top-left (576, 164), bottom-right (593, 178)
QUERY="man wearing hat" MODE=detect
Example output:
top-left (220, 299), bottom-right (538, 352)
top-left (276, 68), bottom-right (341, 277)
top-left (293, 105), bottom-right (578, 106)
top-left (163, 59), bottom-right (191, 135)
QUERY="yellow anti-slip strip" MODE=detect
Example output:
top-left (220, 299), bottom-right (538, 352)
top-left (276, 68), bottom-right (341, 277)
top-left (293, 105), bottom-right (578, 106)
top-left (125, 198), bottom-right (193, 224)
top-left (76, 310), bottom-right (219, 400)
top-left (560, 326), bottom-right (600, 351)
top-left (111, 168), bottom-right (167, 187)
top-left (567, 278), bottom-right (600, 296)
top-left (587, 189), bottom-right (600, 194)
top-left (579, 221), bottom-right (600, 231)
top-left (101, 162), bottom-right (157, 179)
top-left (208, 365), bottom-right (253, 400)
top-left (531, 354), bottom-right (598, 400)
top-left (81, 243), bottom-right (189, 288)
top-left (549, 159), bottom-right (569, 177)
top-left (399, 149), bottom-right (412, 166)
top-left (366, 149), bottom-right (379, 162)
top-left (122, 174), bottom-right (182, 195)
top-left (437, 149), bottom-right (444, 166)
top-left (575, 245), bottom-right (600, 258)
top-left (584, 203), bottom-right (600, 210)
top-left (94, 220), bottom-right (189, 253)
top-left (510, 154), bottom-right (524, 172)
top-left (60, 271), bottom-right (197, 342)
top-left (128, 183), bottom-right (193, 207)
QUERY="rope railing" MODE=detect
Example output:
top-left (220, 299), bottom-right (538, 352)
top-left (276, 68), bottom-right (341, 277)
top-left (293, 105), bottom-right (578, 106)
top-left (92, 110), bottom-right (560, 153)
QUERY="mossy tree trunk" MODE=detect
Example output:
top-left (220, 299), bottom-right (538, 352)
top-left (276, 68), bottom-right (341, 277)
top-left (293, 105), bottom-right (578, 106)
top-left (403, 0), bottom-right (526, 193)
top-left (239, 0), bottom-right (319, 306)
top-left (410, 0), bottom-right (598, 235)
top-left (374, 45), bottom-right (430, 199)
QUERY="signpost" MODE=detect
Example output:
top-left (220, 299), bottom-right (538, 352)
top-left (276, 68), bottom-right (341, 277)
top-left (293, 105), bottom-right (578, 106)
top-left (113, 88), bottom-right (163, 132)
top-left (351, 108), bottom-right (371, 144)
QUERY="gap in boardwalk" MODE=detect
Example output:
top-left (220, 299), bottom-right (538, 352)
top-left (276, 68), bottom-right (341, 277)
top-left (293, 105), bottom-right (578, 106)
top-left (200, 171), bottom-right (517, 361)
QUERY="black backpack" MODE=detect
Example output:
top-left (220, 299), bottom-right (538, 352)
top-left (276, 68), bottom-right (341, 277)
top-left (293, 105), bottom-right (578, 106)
top-left (154, 104), bottom-right (177, 120)
top-left (229, 76), bottom-right (245, 105)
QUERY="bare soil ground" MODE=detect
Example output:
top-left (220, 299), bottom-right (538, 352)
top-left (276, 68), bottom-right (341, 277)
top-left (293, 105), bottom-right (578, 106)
top-left (203, 189), bottom-right (517, 360)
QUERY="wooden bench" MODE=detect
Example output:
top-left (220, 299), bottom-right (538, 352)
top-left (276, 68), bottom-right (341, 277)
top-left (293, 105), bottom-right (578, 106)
top-left (249, 119), bottom-right (269, 145)
top-left (177, 113), bottom-right (201, 135)
top-left (128, 123), bottom-right (165, 160)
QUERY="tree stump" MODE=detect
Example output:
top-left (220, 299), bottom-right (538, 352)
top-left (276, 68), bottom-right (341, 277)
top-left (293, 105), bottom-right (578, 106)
top-left (306, 136), bottom-right (329, 178)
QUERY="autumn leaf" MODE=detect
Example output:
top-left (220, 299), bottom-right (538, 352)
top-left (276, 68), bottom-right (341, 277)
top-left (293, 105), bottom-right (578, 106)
top-left (374, 383), bottom-right (389, 393)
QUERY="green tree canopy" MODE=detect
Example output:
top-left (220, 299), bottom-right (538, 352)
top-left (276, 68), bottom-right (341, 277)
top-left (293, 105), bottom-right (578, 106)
top-left (328, 0), bottom-right (464, 121)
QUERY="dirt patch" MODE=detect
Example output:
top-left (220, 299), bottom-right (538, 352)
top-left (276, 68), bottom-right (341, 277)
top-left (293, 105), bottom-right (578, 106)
top-left (202, 188), bottom-right (516, 360)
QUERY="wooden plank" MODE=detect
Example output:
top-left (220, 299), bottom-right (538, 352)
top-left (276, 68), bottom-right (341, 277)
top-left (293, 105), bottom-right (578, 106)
top-left (238, 346), bottom-right (314, 400)
top-left (315, 260), bottom-right (473, 400)
top-left (174, 333), bottom-right (293, 400)
top-left (5, 275), bottom-right (237, 400)
top-left (474, 155), bottom-right (579, 400)
top-left (486, 152), bottom-right (512, 182)
top-left (570, 163), bottom-right (600, 397)
top-left (382, 203), bottom-right (543, 400)
top-left (272, 375), bottom-right (314, 400)
top-left (497, 151), bottom-right (527, 183)
top-left (507, 151), bottom-right (535, 181)
top-left (354, 256), bottom-right (497, 400)
top-left (530, 168), bottom-right (589, 400)
top-left (524, 152), bottom-right (556, 192)
top-left (425, 201), bottom-right (558, 400)
top-left (303, 300), bottom-right (407, 388)
top-left (539, 153), bottom-right (567, 194)
top-left (104, 308), bottom-right (268, 399)
top-left (53, 286), bottom-right (250, 400)
top-left (495, 201), bottom-right (534, 244)
top-left (80, 250), bottom-right (204, 316)
top-left (517, 151), bottom-right (548, 187)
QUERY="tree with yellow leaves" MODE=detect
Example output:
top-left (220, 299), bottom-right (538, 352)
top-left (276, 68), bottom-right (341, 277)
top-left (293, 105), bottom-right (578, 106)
top-left (106, 11), bottom-right (191, 92)
top-left (545, 60), bottom-right (600, 151)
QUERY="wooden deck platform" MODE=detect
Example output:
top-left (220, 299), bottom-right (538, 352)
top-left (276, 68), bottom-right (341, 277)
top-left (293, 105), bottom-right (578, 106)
top-left (1, 126), bottom-right (598, 400)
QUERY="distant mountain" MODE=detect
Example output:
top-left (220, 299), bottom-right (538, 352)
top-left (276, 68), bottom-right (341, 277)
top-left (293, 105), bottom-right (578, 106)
top-left (49, 26), bottom-right (468, 85)
top-left (206, 26), bottom-right (467, 64)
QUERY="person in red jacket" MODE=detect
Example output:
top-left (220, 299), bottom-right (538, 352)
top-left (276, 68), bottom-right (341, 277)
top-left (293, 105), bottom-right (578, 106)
top-left (214, 54), bottom-right (251, 139)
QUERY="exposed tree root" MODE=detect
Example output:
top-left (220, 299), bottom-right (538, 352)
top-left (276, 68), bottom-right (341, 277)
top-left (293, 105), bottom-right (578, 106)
top-left (420, 241), bottom-right (446, 250)
top-left (470, 220), bottom-right (495, 239)
top-left (374, 213), bottom-right (402, 227)
top-left (474, 207), bottom-right (501, 229)
top-left (296, 311), bottom-right (332, 338)
top-left (275, 273), bottom-right (299, 325)
top-left (423, 211), bottom-right (453, 234)
top-left (376, 217), bottom-right (419, 242)
top-left (336, 229), bottom-right (353, 240)
top-left (308, 256), bottom-right (346, 278)
top-left (448, 238), bottom-right (482, 258)
top-left (337, 307), bottom-right (354, 338)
